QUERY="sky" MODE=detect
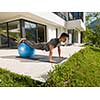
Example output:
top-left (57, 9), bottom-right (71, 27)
top-left (0, 0), bottom-right (100, 12)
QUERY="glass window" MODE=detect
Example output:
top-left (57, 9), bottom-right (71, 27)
top-left (0, 23), bottom-right (8, 48)
top-left (70, 12), bottom-right (83, 21)
top-left (25, 22), bottom-right (37, 42)
top-left (37, 24), bottom-right (46, 42)
top-left (8, 21), bottom-right (21, 48)
top-left (73, 30), bottom-right (78, 43)
top-left (25, 21), bottom-right (47, 43)
top-left (68, 12), bottom-right (74, 20)
top-left (73, 12), bottom-right (79, 19)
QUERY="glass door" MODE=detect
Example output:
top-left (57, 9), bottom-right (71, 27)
top-left (0, 23), bottom-right (8, 48)
top-left (25, 21), bottom-right (37, 42)
top-left (37, 24), bottom-right (46, 42)
top-left (8, 21), bottom-right (21, 48)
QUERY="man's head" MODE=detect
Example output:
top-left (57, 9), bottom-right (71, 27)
top-left (59, 32), bottom-right (69, 42)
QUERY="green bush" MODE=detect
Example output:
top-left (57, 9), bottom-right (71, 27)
top-left (83, 28), bottom-right (100, 47)
top-left (44, 46), bottom-right (100, 87)
top-left (0, 68), bottom-right (42, 87)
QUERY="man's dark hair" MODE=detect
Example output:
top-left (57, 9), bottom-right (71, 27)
top-left (60, 32), bottom-right (69, 38)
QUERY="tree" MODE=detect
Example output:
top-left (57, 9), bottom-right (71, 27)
top-left (83, 12), bottom-right (100, 47)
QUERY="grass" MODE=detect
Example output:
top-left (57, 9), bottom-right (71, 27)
top-left (44, 46), bottom-right (100, 87)
top-left (0, 46), bottom-right (100, 87)
top-left (0, 68), bottom-right (42, 87)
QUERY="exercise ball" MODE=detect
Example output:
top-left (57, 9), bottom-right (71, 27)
top-left (29, 48), bottom-right (35, 58)
top-left (18, 42), bottom-right (35, 58)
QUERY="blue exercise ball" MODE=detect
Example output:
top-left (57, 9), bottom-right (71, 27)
top-left (18, 42), bottom-right (35, 58)
top-left (29, 48), bottom-right (35, 58)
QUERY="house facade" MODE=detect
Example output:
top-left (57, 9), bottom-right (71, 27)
top-left (0, 12), bottom-right (86, 48)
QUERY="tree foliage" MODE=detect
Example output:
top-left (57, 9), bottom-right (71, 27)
top-left (83, 12), bottom-right (100, 47)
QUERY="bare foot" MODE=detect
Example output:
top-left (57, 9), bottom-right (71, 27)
top-left (49, 59), bottom-right (56, 63)
top-left (18, 38), bottom-right (26, 44)
top-left (58, 56), bottom-right (64, 58)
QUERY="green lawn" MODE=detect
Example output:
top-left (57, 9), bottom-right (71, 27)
top-left (0, 68), bottom-right (42, 87)
top-left (0, 46), bottom-right (100, 87)
top-left (44, 46), bottom-right (100, 87)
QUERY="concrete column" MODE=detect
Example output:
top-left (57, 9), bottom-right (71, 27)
top-left (83, 13), bottom-right (85, 23)
top-left (78, 31), bottom-right (81, 44)
top-left (20, 19), bottom-right (26, 38)
top-left (68, 33), bottom-right (72, 44)
top-left (0, 35), bottom-right (1, 47)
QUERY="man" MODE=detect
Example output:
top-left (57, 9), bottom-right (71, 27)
top-left (18, 32), bottom-right (69, 63)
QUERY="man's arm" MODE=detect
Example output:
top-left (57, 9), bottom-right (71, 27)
top-left (58, 46), bottom-right (61, 57)
top-left (49, 45), bottom-right (56, 62)
top-left (58, 46), bottom-right (63, 58)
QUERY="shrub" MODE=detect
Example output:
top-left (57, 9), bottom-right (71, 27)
top-left (44, 46), bottom-right (100, 87)
top-left (0, 68), bottom-right (42, 87)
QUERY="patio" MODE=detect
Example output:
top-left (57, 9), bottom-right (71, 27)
top-left (0, 45), bottom-right (83, 82)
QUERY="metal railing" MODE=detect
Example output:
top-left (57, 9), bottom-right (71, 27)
top-left (53, 12), bottom-right (67, 21)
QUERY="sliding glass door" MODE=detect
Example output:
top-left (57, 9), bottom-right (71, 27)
top-left (8, 21), bottom-right (21, 48)
top-left (25, 21), bottom-right (37, 42)
top-left (0, 19), bottom-right (47, 49)
top-left (25, 21), bottom-right (47, 43)
top-left (37, 24), bottom-right (46, 42)
top-left (0, 23), bottom-right (8, 48)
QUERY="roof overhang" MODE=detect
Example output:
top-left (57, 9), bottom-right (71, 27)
top-left (66, 19), bottom-right (86, 31)
top-left (0, 12), bottom-right (66, 27)
top-left (0, 12), bottom-right (32, 23)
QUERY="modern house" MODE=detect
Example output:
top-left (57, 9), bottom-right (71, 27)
top-left (0, 12), bottom-right (86, 48)
top-left (67, 12), bottom-right (86, 44)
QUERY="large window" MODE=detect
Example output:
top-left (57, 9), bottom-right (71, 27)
top-left (25, 22), bottom-right (37, 42)
top-left (68, 12), bottom-right (84, 22)
top-left (8, 21), bottom-right (21, 48)
top-left (0, 19), bottom-right (47, 49)
top-left (0, 23), bottom-right (8, 48)
top-left (37, 24), bottom-right (46, 42)
top-left (25, 21), bottom-right (46, 43)
top-left (73, 30), bottom-right (78, 43)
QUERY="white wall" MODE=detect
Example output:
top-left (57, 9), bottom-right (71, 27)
top-left (47, 25), bottom-right (66, 41)
top-left (78, 31), bottom-right (81, 44)
top-left (47, 25), bottom-right (56, 41)
top-left (57, 27), bottom-right (66, 38)
top-left (67, 19), bottom-right (86, 31)
top-left (68, 33), bottom-right (72, 44)
top-left (32, 12), bottom-right (66, 27)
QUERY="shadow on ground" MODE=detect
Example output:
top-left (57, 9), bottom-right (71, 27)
top-left (0, 55), bottom-right (67, 64)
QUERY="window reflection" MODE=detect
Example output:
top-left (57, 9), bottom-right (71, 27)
top-left (0, 23), bottom-right (8, 48)
top-left (8, 21), bottom-right (21, 48)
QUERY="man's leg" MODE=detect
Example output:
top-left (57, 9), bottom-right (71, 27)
top-left (18, 39), bottom-right (44, 50)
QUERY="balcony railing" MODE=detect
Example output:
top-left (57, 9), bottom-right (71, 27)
top-left (68, 12), bottom-right (84, 22)
top-left (53, 12), bottom-right (67, 21)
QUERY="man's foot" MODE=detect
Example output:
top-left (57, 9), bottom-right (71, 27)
top-left (18, 38), bottom-right (26, 44)
top-left (58, 56), bottom-right (64, 58)
top-left (49, 59), bottom-right (57, 63)
top-left (18, 39), bottom-right (34, 49)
